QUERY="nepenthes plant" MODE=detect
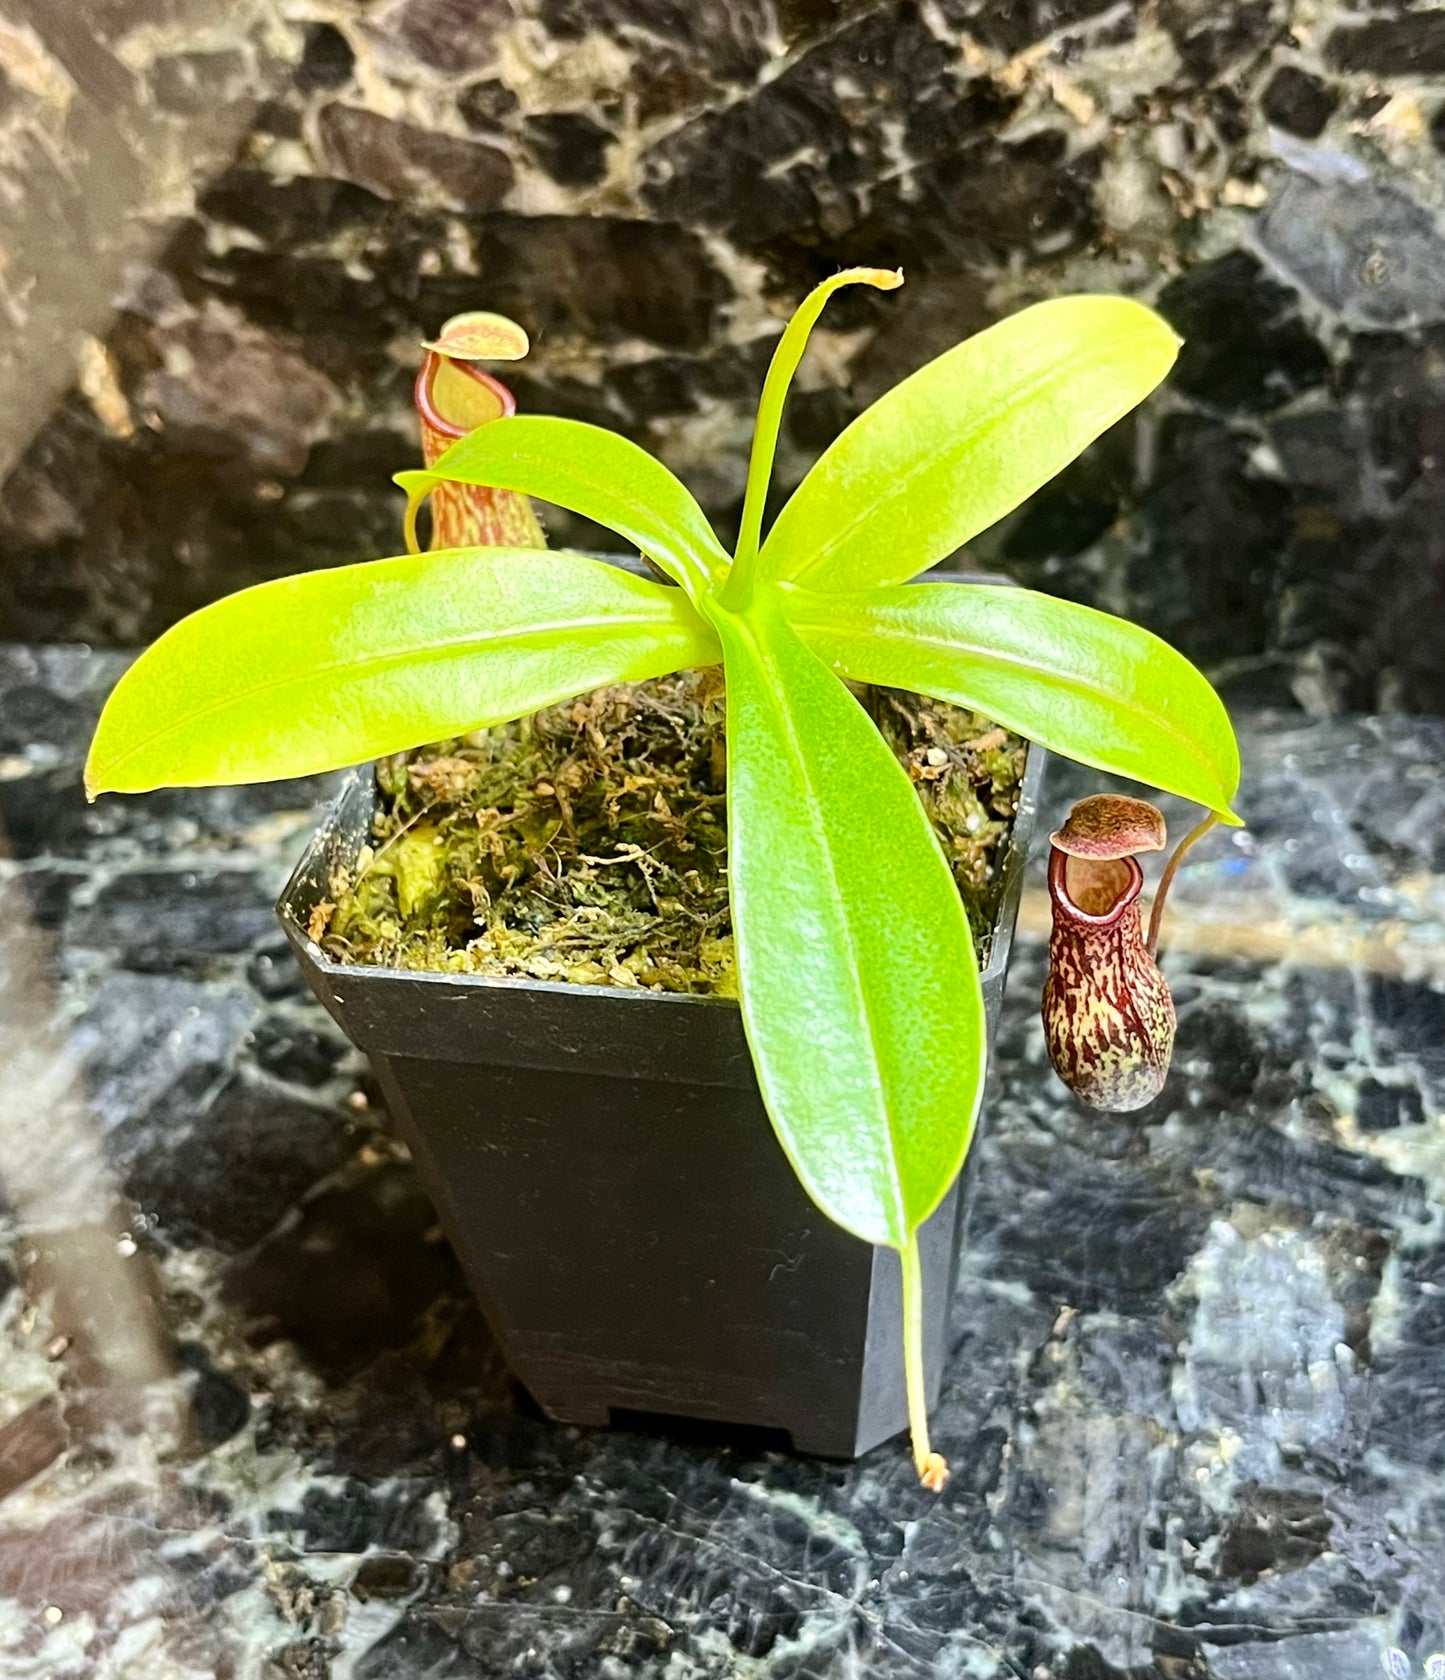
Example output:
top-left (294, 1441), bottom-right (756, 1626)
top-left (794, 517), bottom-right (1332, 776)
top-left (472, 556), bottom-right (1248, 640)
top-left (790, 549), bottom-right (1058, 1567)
top-left (86, 268), bottom-right (1240, 1487)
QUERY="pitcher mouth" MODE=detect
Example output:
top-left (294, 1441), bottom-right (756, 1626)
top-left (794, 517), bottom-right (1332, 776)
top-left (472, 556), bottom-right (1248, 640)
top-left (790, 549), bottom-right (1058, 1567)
top-left (1048, 847), bottom-right (1144, 926)
top-left (414, 352), bottom-right (517, 441)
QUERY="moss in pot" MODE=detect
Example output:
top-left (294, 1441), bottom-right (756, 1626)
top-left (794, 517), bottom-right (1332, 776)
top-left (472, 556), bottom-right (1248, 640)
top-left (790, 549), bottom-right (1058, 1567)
top-left (319, 678), bottom-right (1026, 990)
top-left (86, 270), bottom-right (1240, 1485)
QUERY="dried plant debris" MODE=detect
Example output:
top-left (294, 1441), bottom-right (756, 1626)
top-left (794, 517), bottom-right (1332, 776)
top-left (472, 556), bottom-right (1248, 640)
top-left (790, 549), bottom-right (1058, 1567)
top-left (319, 673), bottom-right (1024, 995)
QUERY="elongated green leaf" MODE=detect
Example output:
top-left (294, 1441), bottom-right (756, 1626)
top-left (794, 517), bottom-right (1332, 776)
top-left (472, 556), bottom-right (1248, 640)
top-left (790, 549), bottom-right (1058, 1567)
top-left (727, 266), bottom-right (900, 597)
top-left (87, 549), bottom-right (721, 795)
top-left (706, 597), bottom-right (985, 1248)
top-left (789, 581), bottom-right (1241, 819)
top-left (396, 415), bottom-right (728, 599)
top-left (761, 295), bottom-right (1180, 593)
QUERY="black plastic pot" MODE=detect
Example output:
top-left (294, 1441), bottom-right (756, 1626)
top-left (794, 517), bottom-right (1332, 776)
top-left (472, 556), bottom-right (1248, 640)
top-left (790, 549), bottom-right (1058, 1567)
top-left (277, 571), bottom-right (1045, 1458)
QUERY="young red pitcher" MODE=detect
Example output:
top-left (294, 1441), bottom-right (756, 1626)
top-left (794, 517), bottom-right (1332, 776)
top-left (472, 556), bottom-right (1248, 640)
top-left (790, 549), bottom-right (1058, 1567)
top-left (407, 311), bottom-right (545, 553)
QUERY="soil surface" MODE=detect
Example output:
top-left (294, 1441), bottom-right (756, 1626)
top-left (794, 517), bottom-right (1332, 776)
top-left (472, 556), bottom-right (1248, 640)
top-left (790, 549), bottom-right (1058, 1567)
top-left (317, 673), bottom-right (1024, 993)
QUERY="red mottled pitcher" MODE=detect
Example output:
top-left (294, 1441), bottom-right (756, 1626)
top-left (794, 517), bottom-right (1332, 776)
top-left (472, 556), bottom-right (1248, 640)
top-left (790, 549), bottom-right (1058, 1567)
top-left (1041, 794), bottom-right (1176, 1112)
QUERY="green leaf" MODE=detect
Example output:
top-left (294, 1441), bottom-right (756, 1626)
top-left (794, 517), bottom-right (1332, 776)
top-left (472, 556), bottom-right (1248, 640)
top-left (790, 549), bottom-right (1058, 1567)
top-left (86, 549), bottom-right (721, 795)
top-left (789, 581), bottom-right (1241, 819)
top-left (761, 295), bottom-right (1180, 593)
top-left (705, 596), bottom-right (986, 1248)
top-left (396, 415), bottom-right (728, 599)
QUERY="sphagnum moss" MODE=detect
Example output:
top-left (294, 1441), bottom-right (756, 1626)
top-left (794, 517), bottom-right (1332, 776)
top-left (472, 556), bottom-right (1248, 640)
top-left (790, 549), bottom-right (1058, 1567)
top-left (317, 674), bottom-right (1024, 994)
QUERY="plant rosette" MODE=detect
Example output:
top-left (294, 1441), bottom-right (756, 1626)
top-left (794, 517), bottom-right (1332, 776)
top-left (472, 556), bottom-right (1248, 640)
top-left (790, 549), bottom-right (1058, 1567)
top-left (87, 270), bottom-right (1240, 1488)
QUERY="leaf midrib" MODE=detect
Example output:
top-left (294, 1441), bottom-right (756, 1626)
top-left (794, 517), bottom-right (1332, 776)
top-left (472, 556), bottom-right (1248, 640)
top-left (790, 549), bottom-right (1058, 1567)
top-left (776, 324), bottom-right (1152, 587)
top-left (94, 611), bottom-right (684, 781)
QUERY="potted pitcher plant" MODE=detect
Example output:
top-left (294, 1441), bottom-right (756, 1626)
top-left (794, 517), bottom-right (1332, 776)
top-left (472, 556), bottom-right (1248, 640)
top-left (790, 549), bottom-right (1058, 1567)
top-left (86, 270), bottom-right (1239, 1485)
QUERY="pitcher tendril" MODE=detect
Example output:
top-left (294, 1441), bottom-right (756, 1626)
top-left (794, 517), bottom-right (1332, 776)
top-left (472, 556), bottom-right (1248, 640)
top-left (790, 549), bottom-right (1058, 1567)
top-left (1147, 811), bottom-right (1219, 957)
top-left (902, 1235), bottom-right (950, 1490)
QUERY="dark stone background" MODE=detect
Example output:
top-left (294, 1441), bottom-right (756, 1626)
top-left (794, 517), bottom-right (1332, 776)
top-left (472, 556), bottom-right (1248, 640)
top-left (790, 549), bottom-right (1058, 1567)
top-left (0, 0), bottom-right (1443, 710)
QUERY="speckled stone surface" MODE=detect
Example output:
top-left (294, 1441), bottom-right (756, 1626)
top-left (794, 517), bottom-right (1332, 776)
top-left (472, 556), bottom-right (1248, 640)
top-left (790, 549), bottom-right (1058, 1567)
top-left (0, 0), bottom-right (1444, 712)
top-left (1, 645), bottom-right (1443, 1679)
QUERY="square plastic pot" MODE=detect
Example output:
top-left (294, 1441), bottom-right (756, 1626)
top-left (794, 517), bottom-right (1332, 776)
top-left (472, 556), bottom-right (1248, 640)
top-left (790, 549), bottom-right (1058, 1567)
top-left (277, 570), bottom-right (1045, 1458)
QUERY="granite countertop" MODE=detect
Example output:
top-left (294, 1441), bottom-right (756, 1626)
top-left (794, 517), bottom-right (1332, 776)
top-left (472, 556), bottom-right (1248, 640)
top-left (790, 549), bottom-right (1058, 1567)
top-left (0, 644), bottom-right (1442, 1680)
